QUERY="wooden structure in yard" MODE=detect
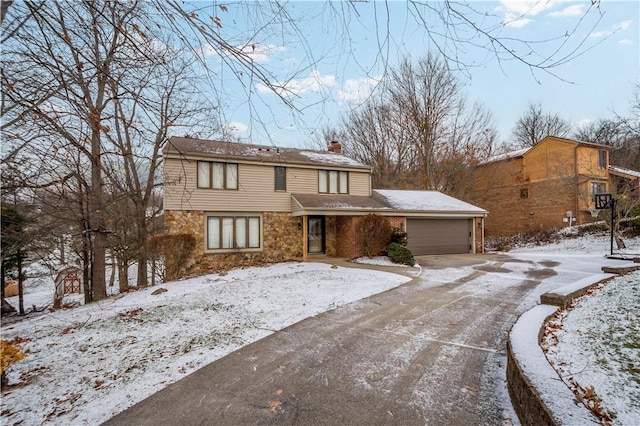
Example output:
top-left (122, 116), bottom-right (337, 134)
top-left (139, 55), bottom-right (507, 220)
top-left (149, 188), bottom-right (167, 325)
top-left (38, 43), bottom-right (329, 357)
top-left (54, 266), bottom-right (82, 297)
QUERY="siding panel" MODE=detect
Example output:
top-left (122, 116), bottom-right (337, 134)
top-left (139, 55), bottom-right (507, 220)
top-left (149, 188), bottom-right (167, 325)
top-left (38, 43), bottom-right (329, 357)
top-left (164, 158), bottom-right (372, 211)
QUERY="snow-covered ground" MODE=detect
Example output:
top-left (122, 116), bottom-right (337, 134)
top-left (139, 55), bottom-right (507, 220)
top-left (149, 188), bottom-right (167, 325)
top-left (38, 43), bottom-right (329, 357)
top-left (2, 229), bottom-right (638, 425)
top-left (1, 262), bottom-right (410, 425)
top-left (542, 272), bottom-right (640, 425)
top-left (510, 231), bottom-right (640, 425)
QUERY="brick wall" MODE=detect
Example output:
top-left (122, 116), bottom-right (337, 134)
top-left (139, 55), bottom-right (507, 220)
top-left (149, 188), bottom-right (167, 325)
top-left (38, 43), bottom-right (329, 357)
top-left (481, 175), bottom-right (602, 237)
top-left (164, 210), bottom-right (303, 277)
top-left (335, 215), bottom-right (405, 259)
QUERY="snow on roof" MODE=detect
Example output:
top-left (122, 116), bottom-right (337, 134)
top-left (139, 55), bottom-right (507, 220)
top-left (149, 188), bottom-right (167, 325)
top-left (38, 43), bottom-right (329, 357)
top-left (373, 190), bottom-right (487, 213)
top-left (298, 150), bottom-right (366, 167)
top-left (164, 137), bottom-right (370, 169)
top-left (481, 147), bottom-right (530, 164)
top-left (609, 165), bottom-right (640, 178)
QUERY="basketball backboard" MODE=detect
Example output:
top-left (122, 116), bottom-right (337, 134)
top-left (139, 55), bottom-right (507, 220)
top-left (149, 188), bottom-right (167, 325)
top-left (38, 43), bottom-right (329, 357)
top-left (594, 193), bottom-right (612, 210)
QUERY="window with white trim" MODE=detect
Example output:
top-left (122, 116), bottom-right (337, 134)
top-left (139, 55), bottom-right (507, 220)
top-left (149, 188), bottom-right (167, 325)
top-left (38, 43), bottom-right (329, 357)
top-left (198, 161), bottom-right (238, 189)
top-left (206, 215), bottom-right (261, 250)
top-left (318, 170), bottom-right (348, 194)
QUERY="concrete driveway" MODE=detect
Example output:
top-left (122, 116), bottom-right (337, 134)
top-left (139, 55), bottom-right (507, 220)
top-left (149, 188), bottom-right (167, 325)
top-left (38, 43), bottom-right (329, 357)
top-left (104, 252), bottom-right (612, 425)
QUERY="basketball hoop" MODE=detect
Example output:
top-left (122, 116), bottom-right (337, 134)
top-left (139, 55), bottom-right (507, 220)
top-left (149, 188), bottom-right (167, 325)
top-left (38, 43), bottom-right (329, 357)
top-left (594, 193), bottom-right (612, 210)
top-left (589, 209), bottom-right (599, 218)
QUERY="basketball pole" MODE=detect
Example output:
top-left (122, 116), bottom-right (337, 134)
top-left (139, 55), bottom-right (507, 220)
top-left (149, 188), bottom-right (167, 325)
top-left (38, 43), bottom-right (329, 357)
top-left (610, 198), bottom-right (616, 256)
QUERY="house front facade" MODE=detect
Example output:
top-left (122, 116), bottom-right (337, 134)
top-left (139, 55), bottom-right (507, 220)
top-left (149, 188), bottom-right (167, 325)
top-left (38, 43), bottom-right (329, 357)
top-left (163, 137), bottom-right (487, 275)
top-left (473, 136), bottom-right (614, 236)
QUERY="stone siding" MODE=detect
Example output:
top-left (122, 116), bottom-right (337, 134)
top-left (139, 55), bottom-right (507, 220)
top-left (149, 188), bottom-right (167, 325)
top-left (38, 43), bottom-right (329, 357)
top-left (164, 210), bottom-right (303, 277)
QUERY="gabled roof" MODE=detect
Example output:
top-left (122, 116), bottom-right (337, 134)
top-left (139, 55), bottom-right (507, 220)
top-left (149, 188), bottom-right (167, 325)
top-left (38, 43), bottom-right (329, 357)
top-left (164, 137), bottom-right (370, 170)
top-left (291, 190), bottom-right (487, 217)
top-left (480, 136), bottom-right (611, 165)
top-left (374, 190), bottom-right (487, 214)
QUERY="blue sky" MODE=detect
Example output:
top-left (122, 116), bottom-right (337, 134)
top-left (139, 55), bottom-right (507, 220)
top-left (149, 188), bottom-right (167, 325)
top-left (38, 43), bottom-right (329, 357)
top-left (199, 1), bottom-right (639, 148)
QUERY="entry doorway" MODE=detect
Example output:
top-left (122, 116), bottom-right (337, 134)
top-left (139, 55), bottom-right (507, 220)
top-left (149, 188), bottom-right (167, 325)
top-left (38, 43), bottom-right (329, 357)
top-left (308, 216), bottom-right (325, 254)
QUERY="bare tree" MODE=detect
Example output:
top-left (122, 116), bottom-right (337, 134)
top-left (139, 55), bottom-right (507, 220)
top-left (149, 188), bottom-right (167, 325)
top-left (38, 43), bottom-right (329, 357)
top-left (511, 102), bottom-right (572, 148)
top-left (574, 84), bottom-right (640, 170)
top-left (323, 54), bottom-right (497, 199)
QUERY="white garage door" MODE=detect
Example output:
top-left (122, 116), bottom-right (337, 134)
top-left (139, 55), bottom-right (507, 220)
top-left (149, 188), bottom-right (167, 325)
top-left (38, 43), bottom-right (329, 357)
top-left (406, 219), bottom-right (471, 255)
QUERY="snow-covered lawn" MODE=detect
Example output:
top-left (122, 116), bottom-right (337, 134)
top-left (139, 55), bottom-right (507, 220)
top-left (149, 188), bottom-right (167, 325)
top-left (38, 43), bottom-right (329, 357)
top-left (1, 262), bottom-right (410, 425)
top-left (511, 231), bottom-right (640, 425)
top-left (542, 272), bottom-right (640, 425)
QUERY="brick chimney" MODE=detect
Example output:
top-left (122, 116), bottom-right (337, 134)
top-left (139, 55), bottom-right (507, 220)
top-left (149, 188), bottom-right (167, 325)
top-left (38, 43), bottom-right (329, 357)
top-left (328, 141), bottom-right (342, 154)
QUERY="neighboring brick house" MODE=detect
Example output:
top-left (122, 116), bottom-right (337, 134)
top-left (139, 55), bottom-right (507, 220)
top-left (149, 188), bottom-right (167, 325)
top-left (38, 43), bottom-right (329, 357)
top-left (472, 135), bottom-right (636, 236)
top-left (163, 137), bottom-right (487, 275)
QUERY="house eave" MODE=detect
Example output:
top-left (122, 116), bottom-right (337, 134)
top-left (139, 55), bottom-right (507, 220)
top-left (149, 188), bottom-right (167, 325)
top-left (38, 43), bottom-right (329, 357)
top-left (291, 208), bottom-right (487, 218)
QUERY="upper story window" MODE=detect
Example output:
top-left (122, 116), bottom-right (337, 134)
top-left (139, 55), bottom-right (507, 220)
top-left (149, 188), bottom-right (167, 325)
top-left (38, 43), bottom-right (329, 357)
top-left (275, 166), bottom-right (286, 191)
top-left (319, 170), bottom-right (348, 194)
top-left (598, 150), bottom-right (607, 169)
top-left (197, 161), bottom-right (238, 189)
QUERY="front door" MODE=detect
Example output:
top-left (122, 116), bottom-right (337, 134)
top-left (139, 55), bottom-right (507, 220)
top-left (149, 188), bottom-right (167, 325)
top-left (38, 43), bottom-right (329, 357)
top-left (308, 216), bottom-right (325, 254)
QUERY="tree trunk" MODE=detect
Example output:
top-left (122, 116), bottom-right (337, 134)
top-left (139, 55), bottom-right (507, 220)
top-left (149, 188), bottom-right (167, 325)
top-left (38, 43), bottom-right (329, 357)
top-left (137, 216), bottom-right (148, 287)
top-left (118, 256), bottom-right (128, 293)
top-left (90, 124), bottom-right (107, 301)
top-left (59, 235), bottom-right (65, 264)
top-left (17, 251), bottom-right (24, 315)
top-left (82, 235), bottom-right (92, 304)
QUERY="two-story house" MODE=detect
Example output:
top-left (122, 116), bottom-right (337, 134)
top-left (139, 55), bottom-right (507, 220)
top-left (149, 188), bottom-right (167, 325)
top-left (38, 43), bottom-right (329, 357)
top-left (473, 136), bottom-right (613, 236)
top-left (163, 137), bottom-right (488, 275)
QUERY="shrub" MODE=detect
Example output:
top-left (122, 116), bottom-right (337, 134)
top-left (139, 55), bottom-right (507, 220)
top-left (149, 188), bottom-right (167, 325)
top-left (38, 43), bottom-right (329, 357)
top-left (386, 242), bottom-right (415, 266)
top-left (1, 338), bottom-right (26, 388)
top-left (149, 233), bottom-right (196, 281)
top-left (620, 203), bottom-right (640, 237)
top-left (355, 214), bottom-right (392, 257)
top-left (390, 227), bottom-right (408, 246)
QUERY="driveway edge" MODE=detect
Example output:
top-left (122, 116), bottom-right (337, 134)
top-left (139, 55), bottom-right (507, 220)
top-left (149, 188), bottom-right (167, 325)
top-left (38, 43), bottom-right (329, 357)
top-left (507, 304), bottom-right (600, 425)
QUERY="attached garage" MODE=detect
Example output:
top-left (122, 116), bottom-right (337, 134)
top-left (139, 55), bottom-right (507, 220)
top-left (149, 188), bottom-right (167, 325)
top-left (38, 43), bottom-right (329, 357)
top-left (406, 218), bottom-right (471, 255)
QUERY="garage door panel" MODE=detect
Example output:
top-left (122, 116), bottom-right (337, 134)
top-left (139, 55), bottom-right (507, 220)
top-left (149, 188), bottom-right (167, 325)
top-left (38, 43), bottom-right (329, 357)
top-left (407, 219), bottom-right (470, 255)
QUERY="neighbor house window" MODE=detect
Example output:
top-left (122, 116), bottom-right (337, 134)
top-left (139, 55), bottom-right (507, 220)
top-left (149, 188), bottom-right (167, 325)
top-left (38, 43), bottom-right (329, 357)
top-left (318, 170), bottom-right (348, 194)
top-left (591, 181), bottom-right (607, 199)
top-left (275, 166), bottom-right (286, 191)
top-left (206, 215), bottom-right (260, 250)
top-left (198, 161), bottom-right (238, 189)
top-left (598, 150), bottom-right (607, 170)
top-left (520, 188), bottom-right (529, 199)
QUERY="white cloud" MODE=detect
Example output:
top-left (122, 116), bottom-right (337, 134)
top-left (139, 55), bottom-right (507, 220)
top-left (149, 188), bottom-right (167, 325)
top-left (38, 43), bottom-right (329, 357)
top-left (257, 70), bottom-right (336, 96)
top-left (498, 0), bottom-right (555, 17)
top-left (237, 43), bottom-right (286, 64)
top-left (549, 4), bottom-right (584, 18)
top-left (497, 0), bottom-right (583, 28)
top-left (575, 118), bottom-right (593, 130)
top-left (618, 39), bottom-right (633, 46)
top-left (503, 14), bottom-right (533, 28)
top-left (589, 20), bottom-right (634, 38)
top-left (338, 76), bottom-right (382, 103)
top-left (225, 121), bottom-right (248, 134)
